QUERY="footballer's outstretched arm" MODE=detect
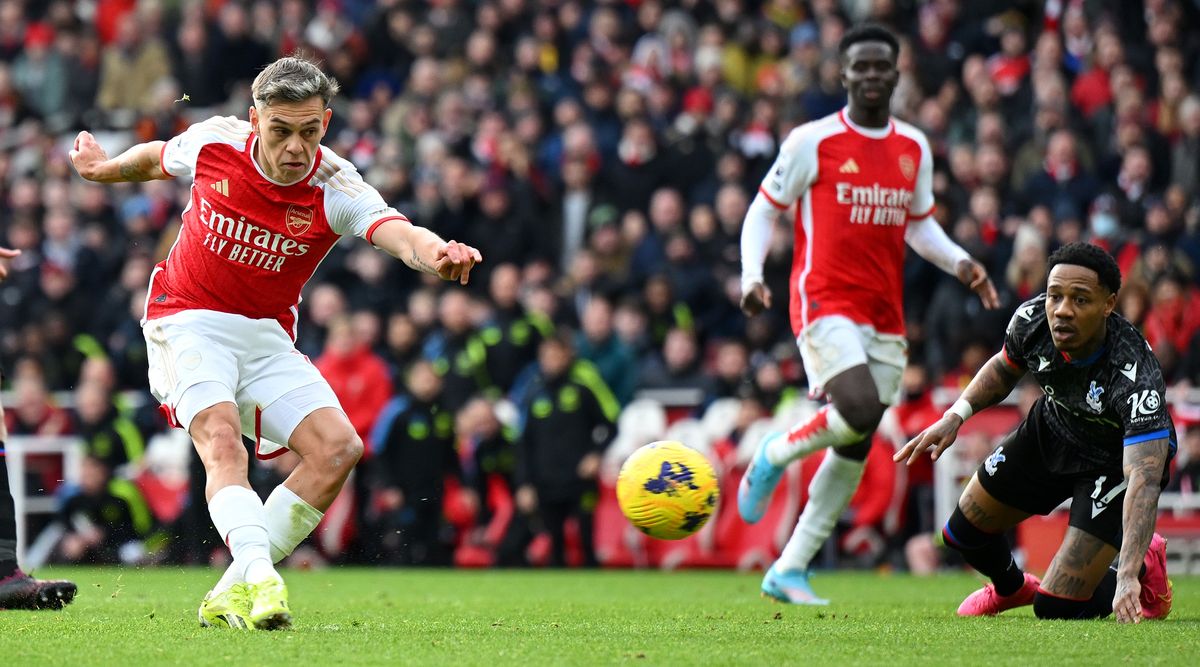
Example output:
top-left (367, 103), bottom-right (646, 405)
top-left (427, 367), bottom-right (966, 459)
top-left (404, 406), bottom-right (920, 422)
top-left (894, 353), bottom-right (1026, 464)
top-left (369, 216), bottom-right (483, 285)
top-left (905, 216), bottom-right (1000, 309)
top-left (69, 132), bottom-right (170, 183)
top-left (1112, 436), bottom-right (1170, 623)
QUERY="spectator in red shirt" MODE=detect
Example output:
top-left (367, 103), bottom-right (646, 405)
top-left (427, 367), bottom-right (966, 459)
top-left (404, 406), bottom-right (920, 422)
top-left (315, 314), bottom-right (394, 446)
top-left (1143, 270), bottom-right (1200, 380)
top-left (1070, 28), bottom-right (1123, 118)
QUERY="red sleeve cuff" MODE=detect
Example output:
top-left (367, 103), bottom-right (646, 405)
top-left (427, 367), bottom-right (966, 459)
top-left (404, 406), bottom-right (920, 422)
top-left (907, 204), bottom-right (935, 220)
top-left (1001, 345), bottom-right (1024, 370)
top-left (365, 214), bottom-right (409, 246)
top-left (757, 185), bottom-right (788, 210)
top-left (159, 142), bottom-right (174, 179)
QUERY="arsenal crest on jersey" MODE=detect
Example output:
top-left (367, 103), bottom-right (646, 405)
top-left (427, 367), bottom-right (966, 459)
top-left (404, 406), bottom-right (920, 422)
top-left (286, 204), bottom-right (313, 236)
top-left (898, 154), bottom-right (915, 181)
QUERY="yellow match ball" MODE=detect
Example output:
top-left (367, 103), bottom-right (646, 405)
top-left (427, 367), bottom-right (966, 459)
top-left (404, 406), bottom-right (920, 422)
top-left (616, 441), bottom-right (720, 540)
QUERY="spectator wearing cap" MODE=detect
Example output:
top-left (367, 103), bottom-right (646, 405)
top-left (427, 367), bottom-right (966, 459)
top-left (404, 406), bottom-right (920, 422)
top-left (11, 23), bottom-right (67, 121)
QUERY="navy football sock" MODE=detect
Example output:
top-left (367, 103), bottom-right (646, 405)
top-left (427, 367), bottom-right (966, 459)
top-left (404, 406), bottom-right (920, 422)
top-left (942, 507), bottom-right (1024, 596)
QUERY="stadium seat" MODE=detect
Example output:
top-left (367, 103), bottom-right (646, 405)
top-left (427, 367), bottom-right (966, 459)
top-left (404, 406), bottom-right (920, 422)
top-left (663, 417), bottom-right (711, 456)
top-left (699, 397), bottom-right (742, 444)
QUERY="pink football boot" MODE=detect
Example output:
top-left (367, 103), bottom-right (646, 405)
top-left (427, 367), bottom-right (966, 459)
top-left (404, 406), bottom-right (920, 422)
top-left (1138, 533), bottom-right (1173, 620)
top-left (957, 573), bottom-right (1040, 616)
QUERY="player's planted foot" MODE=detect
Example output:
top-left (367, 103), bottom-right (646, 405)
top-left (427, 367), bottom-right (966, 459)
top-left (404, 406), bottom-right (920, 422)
top-left (957, 573), bottom-right (1040, 617)
top-left (738, 432), bottom-right (786, 524)
top-left (0, 570), bottom-right (77, 610)
top-left (761, 564), bottom-right (830, 605)
top-left (199, 583), bottom-right (254, 629)
top-left (1138, 533), bottom-right (1172, 620)
top-left (249, 578), bottom-right (291, 630)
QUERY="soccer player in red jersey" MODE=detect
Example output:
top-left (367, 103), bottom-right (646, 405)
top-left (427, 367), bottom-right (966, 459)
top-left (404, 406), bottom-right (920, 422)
top-left (737, 24), bottom-right (999, 604)
top-left (70, 57), bottom-right (482, 629)
top-left (0, 245), bottom-right (77, 611)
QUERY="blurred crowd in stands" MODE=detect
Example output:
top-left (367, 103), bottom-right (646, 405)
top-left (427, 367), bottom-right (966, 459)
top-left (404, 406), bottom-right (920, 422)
top-left (2, 0), bottom-right (1200, 570)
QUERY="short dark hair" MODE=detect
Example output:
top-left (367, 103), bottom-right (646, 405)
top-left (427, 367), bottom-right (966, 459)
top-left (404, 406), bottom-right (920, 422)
top-left (838, 23), bottom-right (900, 59)
top-left (1047, 242), bottom-right (1122, 294)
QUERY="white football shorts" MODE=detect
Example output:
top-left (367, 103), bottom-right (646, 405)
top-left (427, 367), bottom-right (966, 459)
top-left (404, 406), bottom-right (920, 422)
top-left (142, 309), bottom-right (344, 459)
top-left (797, 314), bottom-right (907, 406)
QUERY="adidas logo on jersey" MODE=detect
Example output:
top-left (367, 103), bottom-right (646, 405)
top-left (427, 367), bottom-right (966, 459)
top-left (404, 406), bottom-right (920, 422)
top-left (211, 179), bottom-right (230, 196)
top-left (838, 158), bottom-right (860, 174)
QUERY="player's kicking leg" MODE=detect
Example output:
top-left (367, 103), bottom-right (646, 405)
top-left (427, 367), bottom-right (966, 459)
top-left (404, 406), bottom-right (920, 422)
top-left (203, 399), bottom-right (361, 630)
top-left (743, 352), bottom-right (889, 604)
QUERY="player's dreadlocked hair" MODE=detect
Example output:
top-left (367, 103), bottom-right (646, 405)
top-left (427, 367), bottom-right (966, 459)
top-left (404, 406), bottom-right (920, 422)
top-left (838, 23), bottom-right (900, 59)
top-left (252, 56), bottom-right (341, 108)
top-left (1047, 242), bottom-right (1122, 294)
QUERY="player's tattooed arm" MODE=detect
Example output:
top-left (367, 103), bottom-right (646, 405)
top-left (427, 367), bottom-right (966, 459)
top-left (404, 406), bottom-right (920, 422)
top-left (406, 247), bottom-right (439, 274)
top-left (372, 217), bottom-right (483, 285)
top-left (1113, 437), bottom-right (1169, 622)
top-left (958, 353), bottom-right (1025, 414)
top-left (896, 353), bottom-right (1024, 464)
top-left (69, 132), bottom-right (170, 183)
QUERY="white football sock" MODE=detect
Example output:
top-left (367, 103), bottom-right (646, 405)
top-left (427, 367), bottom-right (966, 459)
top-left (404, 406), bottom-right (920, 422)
top-left (263, 484), bottom-right (324, 563)
top-left (211, 485), bottom-right (324, 594)
top-left (766, 405), bottom-right (863, 466)
top-left (208, 485), bottom-right (279, 585)
top-left (211, 562), bottom-right (244, 595)
top-left (775, 450), bottom-right (866, 572)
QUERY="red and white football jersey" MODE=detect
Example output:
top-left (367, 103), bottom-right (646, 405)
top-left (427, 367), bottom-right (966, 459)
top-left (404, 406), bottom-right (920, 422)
top-left (147, 116), bottom-right (406, 338)
top-left (758, 109), bottom-right (934, 336)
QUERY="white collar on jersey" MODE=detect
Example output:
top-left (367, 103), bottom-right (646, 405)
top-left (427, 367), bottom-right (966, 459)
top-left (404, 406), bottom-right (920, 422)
top-left (248, 135), bottom-right (316, 187)
top-left (839, 107), bottom-right (893, 140)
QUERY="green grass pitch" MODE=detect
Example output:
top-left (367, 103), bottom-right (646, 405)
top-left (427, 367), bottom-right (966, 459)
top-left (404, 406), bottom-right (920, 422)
top-left (0, 567), bottom-right (1195, 666)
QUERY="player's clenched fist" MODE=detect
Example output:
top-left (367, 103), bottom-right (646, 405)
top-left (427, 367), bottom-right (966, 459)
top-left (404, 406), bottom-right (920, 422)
top-left (432, 240), bottom-right (483, 285)
top-left (69, 131), bottom-right (109, 182)
top-left (740, 282), bottom-right (772, 316)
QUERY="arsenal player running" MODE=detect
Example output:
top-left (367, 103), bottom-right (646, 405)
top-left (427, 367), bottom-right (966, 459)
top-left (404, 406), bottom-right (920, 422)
top-left (70, 57), bottom-right (482, 630)
top-left (737, 24), bottom-right (998, 604)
